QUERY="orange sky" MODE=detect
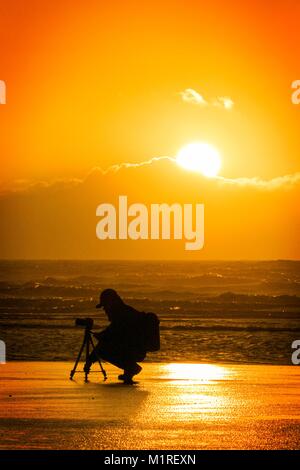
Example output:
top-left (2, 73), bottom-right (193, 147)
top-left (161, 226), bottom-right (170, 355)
top-left (0, 0), bottom-right (300, 259)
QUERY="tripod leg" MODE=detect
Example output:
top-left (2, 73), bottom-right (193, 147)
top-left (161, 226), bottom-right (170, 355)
top-left (70, 332), bottom-right (87, 380)
top-left (90, 336), bottom-right (107, 381)
top-left (84, 331), bottom-right (90, 383)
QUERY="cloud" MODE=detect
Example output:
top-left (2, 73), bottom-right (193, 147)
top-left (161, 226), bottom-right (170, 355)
top-left (179, 88), bottom-right (207, 105)
top-left (179, 88), bottom-right (234, 110)
top-left (103, 156), bottom-right (175, 174)
top-left (104, 158), bottom-right (300, 191)
top-left (0, 176), bottom-right (82, 196)
top-left (213, 96), bottom-right (234, 110)
top-left (2, 156), bottom-right (300, 197)
top-left (1, 155), bottom-right (299, 259)
top-left (217, 172), bottom-right (300, 189)
top-left (0, 157), bottom-right (176, 196)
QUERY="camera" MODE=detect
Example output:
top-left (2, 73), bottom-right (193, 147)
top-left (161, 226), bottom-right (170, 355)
top-left (75, 317), bottom-right (94, 329)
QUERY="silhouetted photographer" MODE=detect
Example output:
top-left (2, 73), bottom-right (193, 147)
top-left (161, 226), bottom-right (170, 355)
top-left (84, 289), bottom-right (160, 384)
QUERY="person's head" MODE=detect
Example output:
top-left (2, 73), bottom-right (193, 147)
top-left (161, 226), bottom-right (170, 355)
top-left (96, 289), bottom-right (124, 320)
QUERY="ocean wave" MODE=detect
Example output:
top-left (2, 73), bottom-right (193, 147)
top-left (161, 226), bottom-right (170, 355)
top-left (1, 290), bottom-right (300, 304)
top-left (215, 292), bottom-right (300, 304)
top-left (1, 322), bottom-right (299, 333)
top-left (161, 325), bottom-right (300, 332)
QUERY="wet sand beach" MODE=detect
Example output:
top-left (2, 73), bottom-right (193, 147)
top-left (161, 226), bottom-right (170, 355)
top-left (0, 362), bottom-right (299, 450)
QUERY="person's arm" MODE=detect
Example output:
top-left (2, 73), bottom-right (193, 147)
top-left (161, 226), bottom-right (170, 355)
top-left (93, 324), bottom-right (114, 342)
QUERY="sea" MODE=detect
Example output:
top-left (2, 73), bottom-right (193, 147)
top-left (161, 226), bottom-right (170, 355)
top-left (0, 260), bottom-right (299, 365)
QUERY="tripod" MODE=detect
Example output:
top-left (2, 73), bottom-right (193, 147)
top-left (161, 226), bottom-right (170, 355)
top-left (70, 326), bottom-right (107, 382)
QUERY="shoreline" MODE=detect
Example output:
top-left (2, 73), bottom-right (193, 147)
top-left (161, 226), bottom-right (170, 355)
top-left (1, 359), bottom-right (297, 365)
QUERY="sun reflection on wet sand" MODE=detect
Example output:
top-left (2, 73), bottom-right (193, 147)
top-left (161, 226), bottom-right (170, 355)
top-left (163, 363), bottom-right (231, 383)
top-left (146, 363), bottom-right (234, 422)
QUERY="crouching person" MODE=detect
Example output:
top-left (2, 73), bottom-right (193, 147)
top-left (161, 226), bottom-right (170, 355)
top-left (85, 289), bottom-right (159, 384)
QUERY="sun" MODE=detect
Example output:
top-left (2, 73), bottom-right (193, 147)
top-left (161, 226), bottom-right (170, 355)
top-left (176, 142), bottom-right (221, 177)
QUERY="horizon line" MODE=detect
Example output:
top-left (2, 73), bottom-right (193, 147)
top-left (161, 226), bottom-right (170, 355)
top-left (0, 258), bottom-right (299, 262)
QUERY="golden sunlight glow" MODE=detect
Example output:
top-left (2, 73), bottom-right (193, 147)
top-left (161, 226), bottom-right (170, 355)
top-left (176, 142), bottom-right (221, 177)
top-left (164, 363), bottom-right (229, 383)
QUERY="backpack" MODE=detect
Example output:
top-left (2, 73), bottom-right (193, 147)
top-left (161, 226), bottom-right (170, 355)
top-left (140, 312), bottom-right (160, 352)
